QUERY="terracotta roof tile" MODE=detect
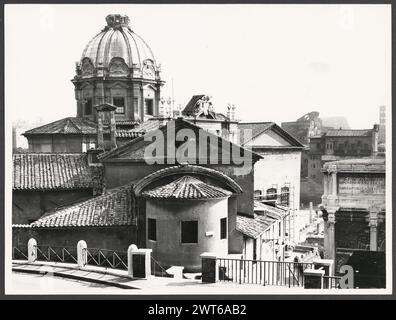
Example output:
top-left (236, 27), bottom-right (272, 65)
top-left (236, 212), bottom-right (284, 239)
top-left (254, 201), bottom-right (286, 219)
top-left (23, 117), bottom-right (141, 136)
top-left (13, 153), bottom-right (94, 190)
top-left (142, 175), bottom-right (232, 199)
top-left (31, 185), bottom-right (136, 228)
top-left (23, 117), bottom-right (97, 135)
top-left (325, 129), bottom-right (372, 137)
top-left (115, 130), bottom-right (144, 138)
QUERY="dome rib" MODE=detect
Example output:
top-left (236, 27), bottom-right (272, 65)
top-left (95, 31), bottom-right (109, 66)
top-left (120, 28), bottom-right (133, 67)
top-left (125, 29), bottom-right (141, 66)
top-left (103, 29), bottom-right (116, 67)
top-left (78, 14), bottom-right (158, 75)
top-left (81, 31), bottom-right (102, 60)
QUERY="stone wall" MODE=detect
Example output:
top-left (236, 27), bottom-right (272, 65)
top-left (12, 226), bottom-right (138, 252)
top-left (12, 189), bottom-right (93, 224)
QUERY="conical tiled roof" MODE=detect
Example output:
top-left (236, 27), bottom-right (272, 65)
top-left (142, 175), bottom-right (232, 199)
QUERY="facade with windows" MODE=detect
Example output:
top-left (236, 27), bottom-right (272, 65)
top-left (238, 122), bottom-right (304, 213)
top-left (143, 175), bottom-right (231, 271)
top-left (236, 202), bottom-right (287, 261)
top-left (307, 125), bottom-right (379, 186)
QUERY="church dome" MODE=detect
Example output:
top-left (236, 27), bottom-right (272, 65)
top-left (77, 14), bottom-right (160, 80)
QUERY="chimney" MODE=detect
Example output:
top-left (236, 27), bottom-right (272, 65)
top-left (95, 103), bottom-right (117, 151)
top-left (372, 124), bottom-right (379, 156)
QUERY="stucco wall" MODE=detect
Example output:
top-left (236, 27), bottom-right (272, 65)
top-left (253, 150), bottom-right (301, 211)
top-left (146, 198), bottom-right (228, 272)
top-left (12, 189), bottom-right (93, 224)
top-left (28, 135), bottom-right (83, 153)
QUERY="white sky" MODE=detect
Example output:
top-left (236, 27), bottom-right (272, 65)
top-left (5, 4), bottom-right (391, 129)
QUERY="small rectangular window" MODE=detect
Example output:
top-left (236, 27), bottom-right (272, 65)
top-left (181, 221), bottom-right (198, 244)
top-left (113, 97), bottom-right (125, 114)
top-left (84, 98), bottom-right (92, 115)
top-left (145, 99), bottom-right (154, 115)
top-left (148, 218), bottom-right (156, 241)
top-left (220, 218), bottom-right (227, 239)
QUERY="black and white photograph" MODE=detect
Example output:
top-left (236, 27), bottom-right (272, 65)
top-left (3, 2), bottom-right (392, 297)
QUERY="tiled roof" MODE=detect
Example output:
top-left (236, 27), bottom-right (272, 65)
top-left (134, 165), bottom-right (243, 195)
top-left (142, 175), bottom-right (232, 199)
top-left (238, 122), bottom-right (273, 145)
top-left (238, 122), bottom-right (305, 147)
top-left (325, 129), bottom-right (372, 137)
top-left (23, 117), bottom-right (141, 136)
top-left (236, 213), bottom-right (281, 239)
top-left (99, 118), bottom-right (263, 163)
top-left (13, 153), bottom-right (94, 190)
top-left (23, 117), bottom-right (97, 135)
top-left (116, 130), bottom-right (144, 138)
top-left (115, 119), bottom-right (140, 127)
top-left (132, 119), bottom-right (162, 132)
top-left (254, 201), bottom-right (286, 219)
top-left (31, 185), bottom-right (136, 228)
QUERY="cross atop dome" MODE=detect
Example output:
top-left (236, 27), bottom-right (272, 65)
top-left (105, 14), bottom-right (130, 28)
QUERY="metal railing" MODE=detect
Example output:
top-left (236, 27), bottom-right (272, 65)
top-left (35, 245), bottom-right (78, 264)
top-left (85, 248), bottom-right (128, 271)
top-left (217, 257), bottom-right (314, 287)
top-left (151, 256), bottom-right (172, 278)
top-left (323, 275), bottom-right (341, 289)
top-left (12, 246), bottom-right (28, 260)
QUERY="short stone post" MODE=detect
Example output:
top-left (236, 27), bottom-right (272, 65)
top-left (303, 268), bottom-right (325, 289)
top-left (77, 240), bottom-right (87, 268)
top-left (200, 252), bottom-right (218, 283)
top-left (27, 238), bottom-right (37, 263)
top-left (127, 244), bottom-right (138, 278)
top-left (138, 249), bottom-right (152, 279)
